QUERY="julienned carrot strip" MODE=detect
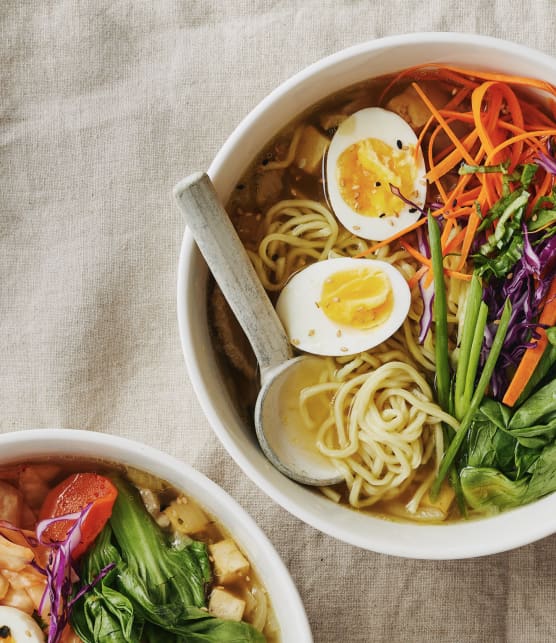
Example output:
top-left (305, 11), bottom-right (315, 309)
top-left (485, 128), bottom-right (556, 163)
top-left (502, 277), bottom-right (556, 407)
top-left (440, 216), bottom-right (454, 247)
top-left (423, 263), bottom-right (472, 287)
top-left (469, 82), bottom-right (514, 206)
top-left (399, 240), bottom-right (431, 266)
top-left (521, 101), bottom-right (556, 128)
top-left (456, 202), bottom-right (482, 271)
top-left (416, 114), bottom-right (435, 156)
top-left (471, 82), bottom-right (499, 158)
top-left (443, 227), bottom-right (467, 254)
top-left (379, 64), bottom-right (556, 113)
top-left (427, 130), bottom-right (480, 183)
top-left (440, 110), bottom-right (529, 137)
top-left (357, 217), bottom-right (429, 256)
top-left (400, 240), bottom-right (472, 282)
top-left (378, 65), bottom-right (480, 103)
top-left (407, 265), bottom-right (428, 290)
top-left (364, 70), bottom-right (555, 277)
top-left (435, 68), bottom-right (480, 89)
top-left (427, 124), bottom-right (450, 204)
top-left (444, 86), bottom-right (472, 110)
top-left (412, 82), bottom-right (477, 168)
top-left (434, 65), bottom-right (556, 97)
top-left (531, 170), bottom-right (554, 212)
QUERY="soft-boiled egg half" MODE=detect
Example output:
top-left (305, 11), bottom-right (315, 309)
top-left (326, 107), bottom-right (427, 241)
top-left (275, 257), bottom-right (410, 356)
top-left (0, 606), bottom-right (45, 642)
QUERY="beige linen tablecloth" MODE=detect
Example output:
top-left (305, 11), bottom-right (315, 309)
top-left (2, 2), bottom-right (556, 641)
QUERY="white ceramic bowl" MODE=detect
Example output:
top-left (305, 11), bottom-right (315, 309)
top-left (177, 33), bottom-right (556, 559)
top-left (0, 429), bottom-right (313, 641)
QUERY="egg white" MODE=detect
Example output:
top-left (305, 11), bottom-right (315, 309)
top-left (275, 257), bottom-right (410, 357)
top-left (326, 107), bottom-right (427, 241)
top-left (0, 606), bottom-right (45, 642)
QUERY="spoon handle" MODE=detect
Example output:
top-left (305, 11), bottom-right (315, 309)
top-left (174, 172), bottom-right (293, 377)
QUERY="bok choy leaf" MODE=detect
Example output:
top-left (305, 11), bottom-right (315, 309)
top-left (71, 478), bottom-right (266, 643)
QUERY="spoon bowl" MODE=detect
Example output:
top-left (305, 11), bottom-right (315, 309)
top-left (173, 172), bottom-right (343, 487)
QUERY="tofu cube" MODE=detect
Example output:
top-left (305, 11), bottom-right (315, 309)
top-left (208, 588), bottom-right (246, 622)
top-left (386, 81), bottom-right (449, 130)
top-left (208, 539), bottom-right (250, 584)
top-left (162, 497), bottom-right (209, 535)
top-left (319, 113), bottom-right (347, 131)
top-left (421, 483), bottom-right (456, 518)
top-left (294, 125), bottom-right (330, 174)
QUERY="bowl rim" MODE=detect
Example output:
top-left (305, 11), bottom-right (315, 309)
top-left (0, 428), bottom-right (313, 641)
top-left (177, 32), bottom-right (556, 559)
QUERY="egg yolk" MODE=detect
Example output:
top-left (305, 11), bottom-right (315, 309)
top-left (318, 268), bottom-right (393, 329)
top-left (336, 138), bottom-right (417, 218)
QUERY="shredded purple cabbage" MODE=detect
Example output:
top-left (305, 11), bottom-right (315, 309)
top-left (1, 506), bottom-right (113, 643)
top-left (415, 226), bottom-right (434, 343)
top-left (389, 183), bottom-right (428, 218)
top-left (535, 151), bottom-right (556, 175)
top-left (481, 230), bottom-right (555, 398)
top-left (534, 136), bottom-right (556, 174)
top-left (388, 184), bottom-right (436, 343)
top-left (36, 506), bottom-right (93, 642)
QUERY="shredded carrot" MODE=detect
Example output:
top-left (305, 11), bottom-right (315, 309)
top-left (502, 277), bottom-right (556, 407)
top-left (362, 64), bottom-right (556, 295)
top-left (431, 65), bottom-right (556, 97)
top-left (412, 82), bottom-right (477, 168)
top-left (407, 265), bottom-right (428, 290)
top-left (356, 217), bottom-right (429, 256)
top-left (455, 202), bottom-right (482, 271)
top-left (440, 216), bottom-right (454, 247)
top-left (399, 240), bottom-right (432, 266)
top-left (443, 227), bottom-right (467, 255)
top-left (485, 128), bottom-right (556, 164)
top-left (399, 239), bottom-right (472, 282)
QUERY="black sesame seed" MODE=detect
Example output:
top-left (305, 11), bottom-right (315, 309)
top-left (379, 213), bottom-right (386, 218)
top-left (0, 626), bottom-right (10, 638)
top-left (375, 181), bottom-right (382, 187)
top-left (409, 208), bottom-right (417, 213)
top-left (396, 139), bottom-right (403, 149)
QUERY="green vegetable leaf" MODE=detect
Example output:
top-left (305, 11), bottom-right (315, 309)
top-left (519, 163), bottom-right (539, 189)
top-left (473, 235), bottom-right (523, 278)
top-left (461, 467), bottom-right (528, 513)
top-left (459, 161), bottom-right (509, 175)
top-left (523, 443), bottom-right (556, 503)
top-left (528, 209), bottom-right (556, 232)
top-left (509, 377), bottom-right (556, 430)
top-left (72, 479), bottom-right (267, 643)
top-left (71, 526), bottom-right (143, 643)
top-left (476, 188), bottom-right (526, 233)
top-left (459, 393), bottom-right (556, 514)
top-left (465, 400), bottom-right (517, 474)
top-left (432, 299), bottom-right (512, 497)
top-left (514, 327), bottom-right (556, 406)
top-left (109, 477), bottom-right (210, 615)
